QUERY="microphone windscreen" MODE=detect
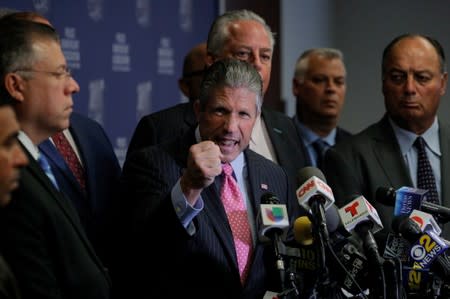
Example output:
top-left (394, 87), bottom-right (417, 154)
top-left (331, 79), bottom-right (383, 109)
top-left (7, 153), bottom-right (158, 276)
top-left (297, 166), bottom-right (326, 186)
top-left (325, 204), bottom-right (341, 233)
top-left (294, 216), bottom-right (313, 245)
top-left (375, 186), bottom-right (396, 206)
top-left (260, 192), bottom-right (279, 205)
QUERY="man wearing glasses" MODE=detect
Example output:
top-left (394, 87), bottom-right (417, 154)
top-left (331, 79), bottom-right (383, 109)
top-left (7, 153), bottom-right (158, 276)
top-left (0, 18), bottom-right (111, 299)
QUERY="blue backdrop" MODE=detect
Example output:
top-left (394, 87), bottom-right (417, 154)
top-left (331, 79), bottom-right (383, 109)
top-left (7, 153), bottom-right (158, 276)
top-left (3, 0), bottom-right (218, 166)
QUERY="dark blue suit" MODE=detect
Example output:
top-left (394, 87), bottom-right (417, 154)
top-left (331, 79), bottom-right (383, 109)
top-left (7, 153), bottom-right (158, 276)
top-left (38, 112), bottom-right (121, 265)
top-left (117, 128), bottom-right (303, 299)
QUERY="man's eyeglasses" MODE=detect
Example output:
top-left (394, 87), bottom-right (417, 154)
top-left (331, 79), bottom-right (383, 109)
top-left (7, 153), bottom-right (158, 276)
top-left (14, 68), bottom-right (72, 80)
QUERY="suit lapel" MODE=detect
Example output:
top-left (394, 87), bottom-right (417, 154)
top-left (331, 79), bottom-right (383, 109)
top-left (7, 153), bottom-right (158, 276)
top-left (372, 116), bottom-right (413, 187)
top-left (22, 146), bottom-right (105, 272)
top-left (439, 121), bottom-right (450, 238)
top-left (39, 139), bottom-right (83, 194)
top-left (202, 181), bottom-right (239, 269)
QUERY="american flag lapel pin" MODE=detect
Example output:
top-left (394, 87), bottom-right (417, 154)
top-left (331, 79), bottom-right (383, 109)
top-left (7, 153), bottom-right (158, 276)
top-left (260, 183), bottom-right (268, 190)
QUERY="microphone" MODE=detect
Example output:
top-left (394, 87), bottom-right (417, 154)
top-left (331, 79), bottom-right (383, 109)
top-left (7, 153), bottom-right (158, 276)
top-left (334, 236), bottom-right (370, 297)
top-left (376, 186), bottom-right (450, 223)
top-left (258, 192), bottom-right (289, 243)
top-left (409, 209), bottom-right (442, 236)
top-left (258, 192), bottom-right (289, 291)
top-left (296, 167), bottom-right (336, 242)
top-left (296, 166), bottom-right (335, 212)
top-left (294, 216), bottom-right (313, 246)
top-left (338, 195), bottom-right (384, 267)
top-left (392, 216), bottom-right (450, 279)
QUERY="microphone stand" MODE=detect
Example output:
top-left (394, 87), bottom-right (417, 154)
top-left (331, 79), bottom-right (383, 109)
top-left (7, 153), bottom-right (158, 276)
top-left (310, 198), bottom-right (333, 298)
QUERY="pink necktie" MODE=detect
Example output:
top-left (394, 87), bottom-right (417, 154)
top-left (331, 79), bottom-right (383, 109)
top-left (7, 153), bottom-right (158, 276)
top-left (52, 132), bottom-right (86, 190)
top-left (220, 163), bottom-right (253, 284)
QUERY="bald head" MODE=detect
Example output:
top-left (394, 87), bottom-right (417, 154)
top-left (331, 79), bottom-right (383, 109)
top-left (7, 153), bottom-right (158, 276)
top-left (1, 11), bottom-right (53, 27)
top-left (179, 42), bottom-right (207, 102)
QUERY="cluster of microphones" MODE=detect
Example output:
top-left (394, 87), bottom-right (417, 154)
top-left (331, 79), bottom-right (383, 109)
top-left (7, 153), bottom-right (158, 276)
top-left (257, 166), bottom-right (450, 299)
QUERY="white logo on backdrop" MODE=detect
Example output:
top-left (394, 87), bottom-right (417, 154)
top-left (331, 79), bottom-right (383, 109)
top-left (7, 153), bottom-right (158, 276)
top-left (136, 0), bottom-right (151, 27)
top-left (87, 0), bottom-right (104, 22)
top-left (136, 81), bottom-right (152, 121)
top-left (157, 37), bottom-right (174, 75)
top-left (61, 27), bottom-right (81, 69)
top-left (112, 32), bottom-right (131, 72)
top-left (88, 79), bottom-right (105, 125)
top-left (33, 0), bottom-right (50, 15)
top-left (179, 0), bottom-right (192, 32)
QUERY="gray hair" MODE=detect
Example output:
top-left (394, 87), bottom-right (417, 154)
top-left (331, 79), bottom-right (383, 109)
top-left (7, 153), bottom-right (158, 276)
top-left (199, 58), bottom-right (263, 113)
top-left (207, 9), bottom-right (275, 58)
top-left (294, 48), bottom-right (344, 82)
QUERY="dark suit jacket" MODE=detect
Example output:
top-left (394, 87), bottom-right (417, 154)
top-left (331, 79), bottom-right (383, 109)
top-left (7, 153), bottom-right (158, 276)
top-left (118, 128), bottom-right (303, 299)
top-left (292, 115), bottom-right (353, 166)
top-left (323, 114), bottom-right (450, 243)
top-left (0, 255), bottom-right (20, 299)
top-left (38, 112), bottom-right (121, 265)
top-left (126, 102), bottom-right (196, 158)
top-left (261, 108), bottom-right (309, 183)
top-left (0, 146), bottom-right (111, 299)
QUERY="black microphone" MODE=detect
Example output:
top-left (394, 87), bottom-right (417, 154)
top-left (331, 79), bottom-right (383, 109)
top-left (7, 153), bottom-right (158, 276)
top-left (392, 216), bottom-right (450, 280)
top-left (296, 166), bottom-right (336, 243)
top-left (258, 192), bottom-right (289, 291)
top-left (338, 195), bottom-right (385, 267)
top-left (334, 236), bottom-right (370, 297)
top-left (376, 186), bottom-right (450, 223)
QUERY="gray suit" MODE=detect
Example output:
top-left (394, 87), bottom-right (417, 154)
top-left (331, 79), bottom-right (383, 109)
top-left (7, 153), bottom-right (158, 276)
top-left (324, 114), bottom-right (450, 243)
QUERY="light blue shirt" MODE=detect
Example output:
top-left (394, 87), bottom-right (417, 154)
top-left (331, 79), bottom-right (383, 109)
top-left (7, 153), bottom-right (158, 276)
top-left (389, 117), bottom-right (441, 203)
top-left (294, 117), bottom-right (336, 167)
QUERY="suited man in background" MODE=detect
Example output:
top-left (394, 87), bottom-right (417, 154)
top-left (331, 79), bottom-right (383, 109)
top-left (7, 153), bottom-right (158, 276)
top-left (119, 59), bottom-right (303, 298)
top-left (0, 95), bottom-right (29, 299)
top-left (292, 48), bottom-right (352, 171)
top-left (324, 34), bottom-right (450, 243)
top-left (126, 42), bottom-right (207, 156)
top-left (206, 9), bottom-right (307, 183)
top-left (2, 10), bottom-right (122, 267)
top-left (0, 18), bottom-right (111, 298)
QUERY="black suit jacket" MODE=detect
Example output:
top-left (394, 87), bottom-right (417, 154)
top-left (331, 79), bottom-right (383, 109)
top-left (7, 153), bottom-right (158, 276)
top-left (38, 112), bottom-right (121, 265)
top-left (0, 255), bottom-right (20, 299)
top-left (0, 146), bottom-right (111, 299)
top-left (324, 114), bottom-right (450, 242)
top-left (126, 102), bottom-right (196, 158)
top-left (262, 108), bottom-right (309, 183)
top-left (291, 114), bottom-right (353, 166)
top-left (118, 128), bottom-right (303, 299)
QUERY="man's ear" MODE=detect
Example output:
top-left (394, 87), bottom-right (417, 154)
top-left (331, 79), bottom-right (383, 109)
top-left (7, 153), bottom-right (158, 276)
top-left (178, 78), bottom-right (190, 98)
top-left (206, 53), bottom-right (215, 67)
top-left (4, 73), bottom-right (26, 102)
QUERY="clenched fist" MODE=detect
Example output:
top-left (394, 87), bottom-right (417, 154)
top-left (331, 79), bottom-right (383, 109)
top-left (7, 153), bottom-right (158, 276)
top-left (180, 141), bottom-right (223, 203)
